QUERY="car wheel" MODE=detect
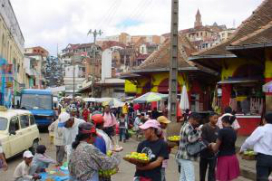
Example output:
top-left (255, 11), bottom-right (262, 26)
top-left (30, 140), bottom-right (39, 154)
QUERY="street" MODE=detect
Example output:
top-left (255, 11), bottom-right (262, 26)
top-left (1, 133), bottom-right (251, 181)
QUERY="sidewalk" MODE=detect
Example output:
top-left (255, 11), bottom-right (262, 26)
top-left (167, 122), bottom-right (257, 180)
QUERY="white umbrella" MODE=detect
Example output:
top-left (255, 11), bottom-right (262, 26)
top-left (179, 85), bottom-right (190, 111)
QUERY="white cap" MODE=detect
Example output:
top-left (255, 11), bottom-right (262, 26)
top-left (23, 150), bottom-right (33, 158)
top-left (59, 112), bottom-right (71, 123)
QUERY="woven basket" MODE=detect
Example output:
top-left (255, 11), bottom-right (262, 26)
top-left (123, 157), bottom-right (149, 165)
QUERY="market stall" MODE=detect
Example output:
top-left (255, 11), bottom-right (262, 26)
top-left (218, 77), bottom-right (264, 136)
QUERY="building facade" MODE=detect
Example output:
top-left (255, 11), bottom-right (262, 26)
top-left (0, 0), bottom-right (25, 107)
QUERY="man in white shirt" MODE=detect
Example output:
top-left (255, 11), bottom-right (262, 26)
top-left (61, 111), bottom-right (85, 162)
top-left (240, 113), bottom-right (272, 181)
top-left (0, 142), bottom-right (8, 171)
top-left (217, 106), bottom-right (240, 131)
top-left (13, 151), bottom-right (40, 181)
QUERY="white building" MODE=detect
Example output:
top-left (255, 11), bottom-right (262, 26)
top-left (219, 29), bottom-right (236, 41)
top-left (63, 64), bottom-right (85, 94)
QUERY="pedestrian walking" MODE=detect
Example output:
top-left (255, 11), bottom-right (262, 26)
top-left (211, 115), bottom-right (240, 181)
top-left (176, 112), bottom-right (202, 181)
top-left (119, 113), bottom-right (128, 143)
top-left (134, 119), bottom-right (169, 181)
top-left (103, 105), bottom-right (117, 139)
top-left (62, 111), bottom-right (85, 162)
top-left (82, 104), bottom-right (90, 122)
top-left (240, 113), bottom-right (272, 181)
top-left (157, 116), bottom-right (171, 181)
top-left (200, 112), bottom-right (219, 181)
top-left (49, 114), bottom-right (66, 166)
top-left (69, 122), bottom-right (121, 181)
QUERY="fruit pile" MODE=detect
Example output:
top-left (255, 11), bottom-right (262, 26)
top-left (242, 150), bottom-right (257, 160)
top-left (124, 152), bottom-right (150, 165)
top-left (98, 150), bottom-right (118, 178)
top-left (98, 168), bottom-right (118, 178)
top-left (168, 135), bottom-right (181, 142)
top-left (243, 150), bottom-right (257, 156)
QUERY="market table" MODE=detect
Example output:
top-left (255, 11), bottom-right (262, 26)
top-left (39, 170), bottom-right (69, 181)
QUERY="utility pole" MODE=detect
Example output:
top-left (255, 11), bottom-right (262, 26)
top-left (87, 29), bottom-right (102, 97)
top-left (72, 57), bottom-right (75, 100)
top-left (168, 0), bottom-right (179, 122)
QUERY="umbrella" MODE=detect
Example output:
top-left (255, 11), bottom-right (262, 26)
top-left (133, 92), bottom-right (168, 103)
top-left (102, 98), bottom-right (125, 107)
top-left (179, 85), bottom-right (189, 111)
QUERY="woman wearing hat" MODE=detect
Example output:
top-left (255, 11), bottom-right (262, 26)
top-left (69, 122), bottom-right (120, 181)
top-left (157, 116), bottom-right (171, 181)
top-left (134, 119), bottom-right (169, 181)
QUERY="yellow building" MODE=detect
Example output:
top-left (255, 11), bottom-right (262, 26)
top-left (123, 34), bottom-right (218, 112)
top-left (0, 0), bottom-right (25, 106)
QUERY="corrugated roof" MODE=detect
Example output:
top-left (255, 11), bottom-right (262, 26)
top-left (134, 34), bottom-right (196, 70)
top-left (193, 0), bottom-right (272, 56)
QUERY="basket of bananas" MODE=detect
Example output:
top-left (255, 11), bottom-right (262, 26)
top-left (168, 135), bottom-right (181, 142)
top-left (123, 152), bottom-right (150, 165)
top-left (242, 150), bottom-right (257, 160)
top-left (98, 167), bottom-right (118, 178)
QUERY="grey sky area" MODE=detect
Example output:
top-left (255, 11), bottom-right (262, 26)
top-left (11, 0), bottom-right (263, 55)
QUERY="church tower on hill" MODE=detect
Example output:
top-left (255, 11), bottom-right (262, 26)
top-left (194, 9), bottom-right (202, 28)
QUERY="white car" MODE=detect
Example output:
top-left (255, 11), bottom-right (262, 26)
top-left (0, 107), bottom-right (40, 159)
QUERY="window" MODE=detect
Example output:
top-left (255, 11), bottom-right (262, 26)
top-left (9, 117), bottom-right (20, 133)
top-left (30, 115), bottom-right (35, 125)
top-left (0, 117), bottom-right (8, 130)
top-left (20, 115), bottom-right (30, 128)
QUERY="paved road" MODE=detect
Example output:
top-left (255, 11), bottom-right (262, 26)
top-left (1, 133), bottom-right (251, 181)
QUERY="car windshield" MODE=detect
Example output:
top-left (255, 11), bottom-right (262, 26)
top-left (21, 94), bottom-right (52, 110)
top-left (0, 117), bottom-right (8, 130)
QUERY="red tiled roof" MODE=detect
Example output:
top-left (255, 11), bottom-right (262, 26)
top-left (231, 20), bottom-right (272, 46)
top-left (134, 34), bottom-right (196, 70)
top-left (193, 0), bottom-right (272, 56)
top-left (101, 41), bottom-right (125, 50)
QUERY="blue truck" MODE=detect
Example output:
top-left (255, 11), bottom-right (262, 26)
top-left (20, 89), bottom-right (55, 126)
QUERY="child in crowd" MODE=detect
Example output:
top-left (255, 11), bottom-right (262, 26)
top-left (13, 151), bottom-right (41, 181)
top-left (32, 145), bottom-right (57, 172)
top-left (200, 112), bottom-right (219, 181)
top-left (134, 119), bottom-right (169, 181)
top-left (119, 113), bottom-right (127, 143)
top-left (211, 115), bottom-right (240, 181)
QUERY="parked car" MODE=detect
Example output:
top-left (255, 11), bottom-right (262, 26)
top-left (0, 107), bottom-right (40, 159)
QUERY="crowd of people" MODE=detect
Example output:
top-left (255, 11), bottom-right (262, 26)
top-left (0, 100), bottom-right (272, 181)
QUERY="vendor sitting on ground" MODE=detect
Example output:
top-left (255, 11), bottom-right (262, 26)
top-left (13, 151), bottom-right (41, 181)
top-left (32, 145), bottom-right (57, 172)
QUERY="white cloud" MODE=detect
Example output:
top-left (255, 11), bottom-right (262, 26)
top-left (10, 0), bottom-right (263, 55)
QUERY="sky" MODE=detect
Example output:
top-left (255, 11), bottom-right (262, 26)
top-left (10, 0), bottom-right (264, 56)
